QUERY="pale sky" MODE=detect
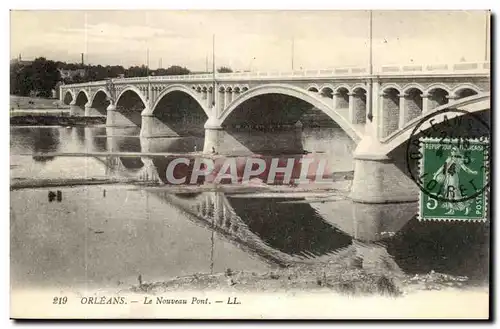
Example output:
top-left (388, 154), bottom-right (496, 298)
top-left (10, 10), bottom-right (490, 71)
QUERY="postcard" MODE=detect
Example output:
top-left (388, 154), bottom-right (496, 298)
top-left (10, 9), bottom-right (491, 319)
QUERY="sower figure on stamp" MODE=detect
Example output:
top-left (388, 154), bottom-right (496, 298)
top-left (433, 146), bottom-right (478, 215)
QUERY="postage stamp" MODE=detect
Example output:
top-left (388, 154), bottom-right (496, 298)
top-left (418, 137), bottom-right (489, 222)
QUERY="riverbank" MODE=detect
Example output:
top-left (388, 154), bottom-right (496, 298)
top-left (10, 95), bottom-right (68, 110)
top-left (10, 115), bottom-right (106, 126)
top-left (9, 177), bottom-right (129, 190)
top-left (130, 255), bottom-right (478, 296)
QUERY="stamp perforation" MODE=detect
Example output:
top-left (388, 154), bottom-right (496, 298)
top-left (418, 136), bottom-right (489, 222)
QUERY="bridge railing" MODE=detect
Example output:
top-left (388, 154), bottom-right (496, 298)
top-left (59, 61), bottom-right (490, 90)
top-left (377, 61), bottom-right (490, 76)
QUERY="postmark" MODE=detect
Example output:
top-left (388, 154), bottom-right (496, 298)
top-left (418, 137), bottom-right (489, 222)
top-left (405, 107), bottom-right (491, 204)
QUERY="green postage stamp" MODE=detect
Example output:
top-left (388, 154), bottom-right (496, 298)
top-left (418, 137), bottom-right (489, 222)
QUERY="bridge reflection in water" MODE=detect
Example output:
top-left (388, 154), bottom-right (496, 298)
top-left (10, 125), bottom-right (490, 287)
top-left (97, 148), bottom-right (488, 283)
top-left (87, 127), bottom-right (416, 272)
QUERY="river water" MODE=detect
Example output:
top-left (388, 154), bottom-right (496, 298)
top-left (10, 126), bottom-right (490, 291)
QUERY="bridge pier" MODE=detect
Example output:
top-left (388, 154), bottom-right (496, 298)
top-left (69, 101), bottom-right (84, 116)
top-left (85, 102), bottom-right (106, 117)
top-left (349, 137), bottom-right (418, 204)
top-left (106, 104), bottom-right (142, 128)
top-left (203, 121), bottom-right (304, 155)
top-left (140, 113), bottom-right (180, 138)
top-left (106, 104), bottom-right (118, 126)
top-left (203, 123), bottom-right (225, 154)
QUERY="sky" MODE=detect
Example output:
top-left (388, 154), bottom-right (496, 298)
top-left (10, 10), bottom-right (490, 72)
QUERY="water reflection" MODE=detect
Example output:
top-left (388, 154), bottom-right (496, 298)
top-left (226, 196), bottom-right (352, 258)
top-left (10, 126), bottom-right (489, 289)
top-left (145, 191), bottom-right (488, 283)
top-left (11, 127), bottom-right (61, 163)
top-left (385, 219), bottom-right (490, 283)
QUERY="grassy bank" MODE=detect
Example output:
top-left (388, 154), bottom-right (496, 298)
top-left (10, 115), bottom-right (106, 126)
top-left (10, 95), bottom-right (68, 110)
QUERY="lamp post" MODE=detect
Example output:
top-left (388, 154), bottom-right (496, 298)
top-left (212, 34), bottom-right (216, 109)
top-left (147, 48), bottom-right (151, 107)
top-left (367, 10), bottom-right (373, 122)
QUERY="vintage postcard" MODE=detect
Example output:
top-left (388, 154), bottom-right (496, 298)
top-left (9, 10), bottom-right (491, 319)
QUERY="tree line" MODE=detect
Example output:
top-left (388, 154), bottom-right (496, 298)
top-left (10, 57), bottom-right (233, 98)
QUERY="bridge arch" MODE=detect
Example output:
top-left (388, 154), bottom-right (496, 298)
top-left (352, 87), bottom-right (367, 124)
top-left (115, 85), bottom-right (148, 111)
top-left (90, 88), bottom-right (111, 106)
top-left (75, 90), bottom-right (90, 106)
top-left (425, 83), bottom-right (451, 95)
top-left (403, 87), bottom-right (424, 123)
top-left (380, 87), bottom-right (401, 137)
top-left (333, 84), bottom-right (351, 94)
top-left (141, 84), bottom-right (209, 139)
top-left (334, 86), bottom-right (350, 110)
top-left (319, 83), bottom-right (334, 92)
top-left (451, 83), bottom-right (481, 99)
top-left (351, 84), bottom-right (367, 93)
top-left (145, 84), bottom-right (209, 117)
top-left (89, 88), bottom-right (111, 116)
top-left (63, 90), bottom-right (75, 105)
top-left (76, 89), bottom-right (91, 104)
top-left (218, 84), bottom-right (362, 142)
top-left (380, 83), bottom-right (402, 94)
top-left (307, 84), bottom-right (320, 92)
top-left (319, 86), bottom-right (334, 98)
top-left (402, 83), bottom-right (424, 95)
top-left (426, 84), bottom-right (450, 111)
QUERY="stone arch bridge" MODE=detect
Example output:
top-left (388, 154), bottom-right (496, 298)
top-left (61, 62), bottom-right (490, 203)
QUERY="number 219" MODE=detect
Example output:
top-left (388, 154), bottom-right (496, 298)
top-left (53, 297), bottom-right (68, 305)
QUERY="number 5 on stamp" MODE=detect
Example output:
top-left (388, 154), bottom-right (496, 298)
top-left (418, 137), bottom-right (489, 222)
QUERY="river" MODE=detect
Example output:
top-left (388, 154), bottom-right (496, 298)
top-left (10, 126), bottom-right (490, 291)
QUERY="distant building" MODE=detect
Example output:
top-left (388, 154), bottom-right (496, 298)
top-left (10, 54), bottom-right (33, 67)
top-left (58, 68), bottom-right (86, 81)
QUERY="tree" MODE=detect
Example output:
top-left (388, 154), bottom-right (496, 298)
top-left (154, 68), bottom-right (169, 76)
top-left (125, 65), bottom-right (149, 78)
top-left (217, 66), bottom-right (233, 73)
top-left (164, 65), bottom-right (190, 76)
top-left (28, 57), bottom-right (60, 97)
top-left (10, 57), bottom-right (60, 97)
top-left (10, 62), bottom-right (29, 95)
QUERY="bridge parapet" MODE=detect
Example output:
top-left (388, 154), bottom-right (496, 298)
top-left (379, 61), bottom-right (490, 76)
top-left (60, 61), bottom-right (490, 92)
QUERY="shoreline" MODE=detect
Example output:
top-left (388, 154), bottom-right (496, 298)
top-left (10, 115), bottom-right (106, 126)
top-left (10, 177), bottom-right (352, 193)
top-left (130, 262), bottom-right (483, 296)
